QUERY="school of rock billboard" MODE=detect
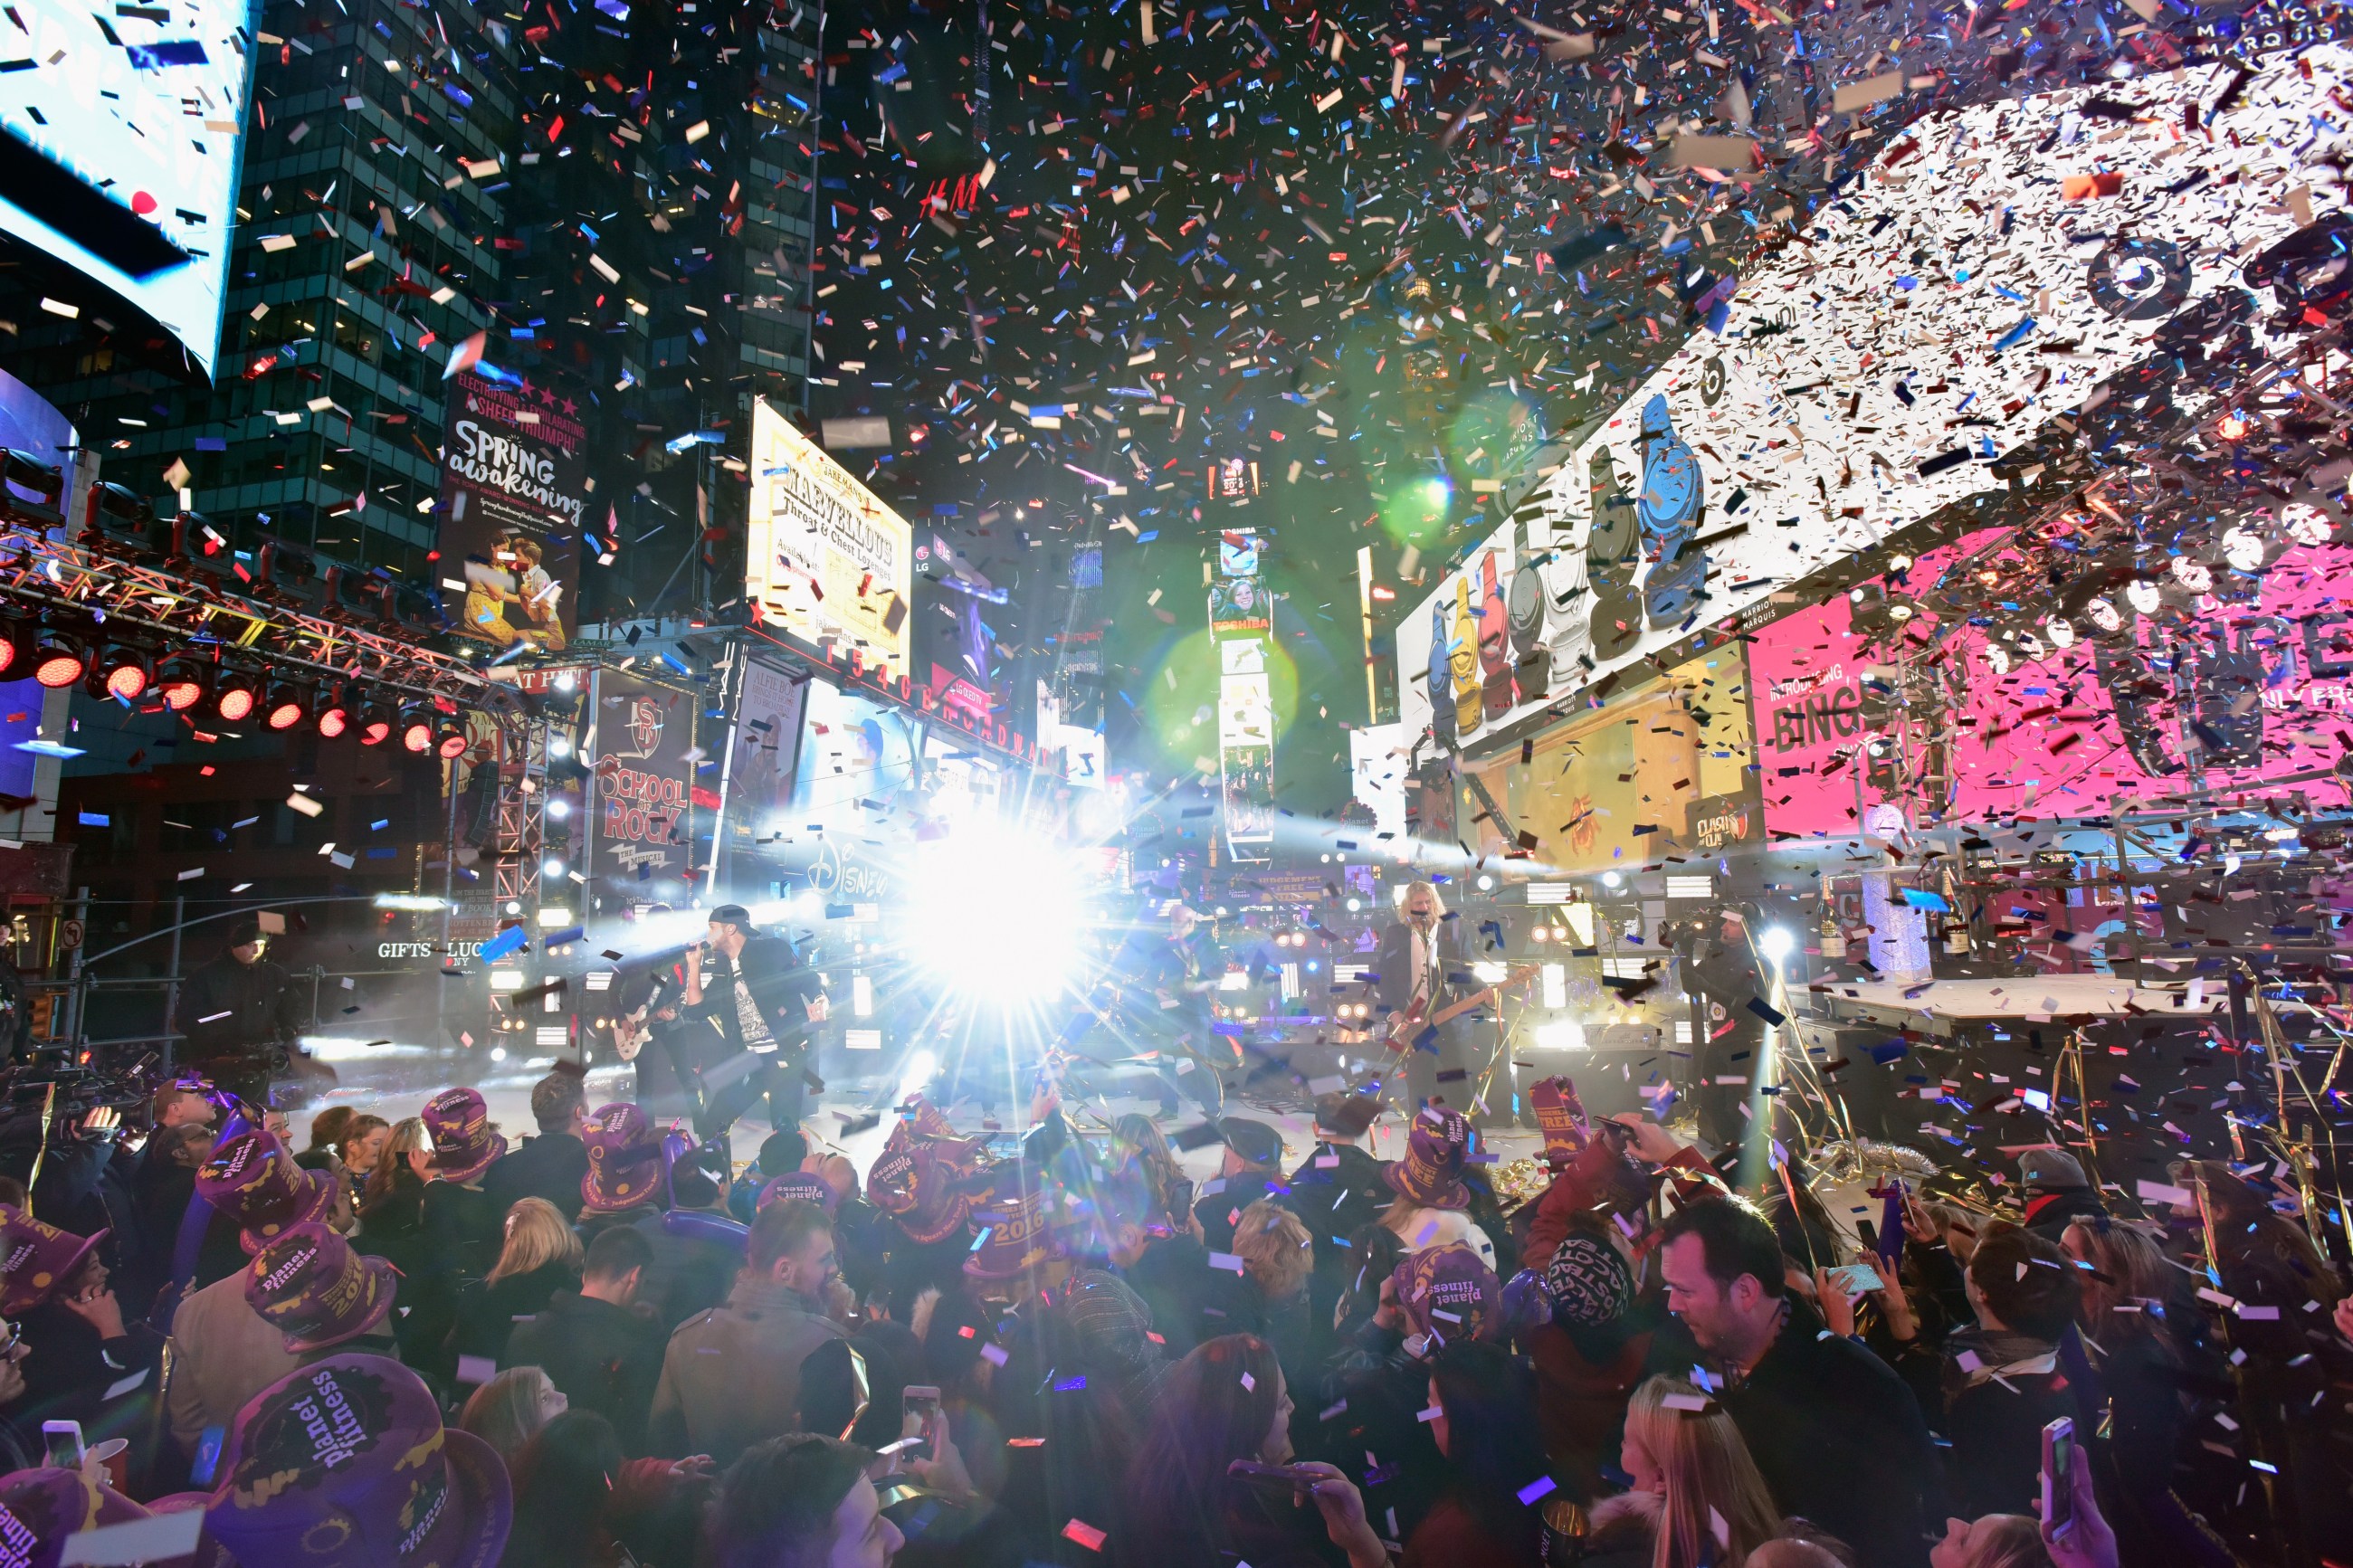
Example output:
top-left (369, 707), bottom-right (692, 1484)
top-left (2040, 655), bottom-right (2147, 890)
top-left (590, 670), bottom-right (700, 897)
top-left (440, 370), bottom-right (587, 652)
top-left (1396, 52), bottom-right (2345, 758)
top-left (1748, 529), bottom-right (2353, 836)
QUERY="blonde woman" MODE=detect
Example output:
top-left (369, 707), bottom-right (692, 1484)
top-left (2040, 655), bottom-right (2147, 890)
top-left (459, 1364), bottom-right (567, 1462)
top-left (1929, 1515), bottom-right (2051, 1568)
top-left (1589, 1375), bottom-right (1782, 1568)
top-left (1229, 1199), bottom-right (1315, 1389)
top-left (357, 1117), bottom-right (432, 1225)
top-left (450, 1197), bottom-right (586, 1367)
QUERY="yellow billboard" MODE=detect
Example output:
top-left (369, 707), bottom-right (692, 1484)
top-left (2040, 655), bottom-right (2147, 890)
top-left (748, 398), bottom-right (914, 681)
top-left (1465, 648), bottom-right (1756, 873)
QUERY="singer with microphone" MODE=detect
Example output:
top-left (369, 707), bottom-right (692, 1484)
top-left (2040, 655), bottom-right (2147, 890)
top-left (682, 903), bottom-right (828, 1148)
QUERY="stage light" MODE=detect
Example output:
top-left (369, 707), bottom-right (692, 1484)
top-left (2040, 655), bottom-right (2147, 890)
top-left (31, 635), bottom-right (85, 689)
top-left (94, 647), bottom-right (149, 700)
top-left (263, 684), bottom-right (309, 731)
top-left (1534, 1020), bottom-right (1586, 1050)
top-left (1758, 927), bottom-right (1796, 964)
top-left (155, 658), bottom-right (207, 711)
top-left (901, 821), bottom-right (1087, 1007)
top-left (435, 721), bottom-right (469, 760)
top-left (214, 676), bottom-right (258, 722)
top-left (399, 708), bottom-right (433, 753)
top-left (0, 625), bottom-right (31, 679)
top-left (317, 694), bottom-right (350, 738)
top-left (357, 703), bottom-right (393, 746)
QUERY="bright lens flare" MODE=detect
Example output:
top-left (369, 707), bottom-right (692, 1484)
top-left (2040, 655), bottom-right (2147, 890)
top-left (901, 823), bottom-right (1085, 1006)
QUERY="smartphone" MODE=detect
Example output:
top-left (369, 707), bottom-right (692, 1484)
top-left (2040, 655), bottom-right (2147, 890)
top-left (41, 1421), bottom-right (84, 1470)
top-left (901, 1385), bottom-right (941, 1464)
top-left (2042, 1417), bottom-right (2075, 1539)
top-left (1825, 1262), bottom-right (1884, 1296)
top-left (1226, 1459), bottom-right (1315, 1496)
top-left (1855, 1219), bottom-right (1881, 1252)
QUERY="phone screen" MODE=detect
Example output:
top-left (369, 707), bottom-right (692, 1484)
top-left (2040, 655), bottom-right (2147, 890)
top-left (41, 1421), bottom-right (83, 1470)
top-left (1227, 1460), bottom-right (1310, 1497)
top-left (1827, 1262), bottom-right (1884, 1295)
top-left (2043, 1418), bottom-right (2075, 1538)
top-left (902, 1385), bottom-right (941, 1463)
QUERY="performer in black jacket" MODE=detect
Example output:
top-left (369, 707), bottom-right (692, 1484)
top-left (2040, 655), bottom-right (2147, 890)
top-left (682, 903), bottom-right (826, 1147)
top-left (172, 919), bottom-right (305, 1107)
top-left (1375, 880), bottom-right (1476, 1115)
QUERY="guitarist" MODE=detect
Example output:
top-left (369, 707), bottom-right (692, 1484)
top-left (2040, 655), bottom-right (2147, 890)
top-left (1377, 880), bottom-right (1481, 1116)
top-left (611, 953), bottom-right (702, 1121)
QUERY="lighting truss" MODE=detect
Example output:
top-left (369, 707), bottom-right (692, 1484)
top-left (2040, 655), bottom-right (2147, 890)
top-left (0, 507), bottom-right (492, 710)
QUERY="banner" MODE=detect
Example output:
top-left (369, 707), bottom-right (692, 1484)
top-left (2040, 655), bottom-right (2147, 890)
top-left (440, 370), bottom-right (587, 651)
top-left (1748, 531), bottom-right (2353, 835)
top-left (728, 659), bottom-right (811, 844)
top-left (1468, 646), bottom-right (1754, 870)
top-left (748, 398), bottom-right (914, 680)
top-left (591, 670), bottom-right (698, 895)
top-left (1212, 530), bottom-right (1276, 860)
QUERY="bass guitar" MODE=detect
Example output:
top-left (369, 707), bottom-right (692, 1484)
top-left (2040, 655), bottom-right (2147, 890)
top-left (1386, 965), bottom-right (1539, 1053)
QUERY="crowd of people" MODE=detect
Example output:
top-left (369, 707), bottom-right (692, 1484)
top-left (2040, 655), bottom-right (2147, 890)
top-left (0, 1054), bottom-right (2344, 1568)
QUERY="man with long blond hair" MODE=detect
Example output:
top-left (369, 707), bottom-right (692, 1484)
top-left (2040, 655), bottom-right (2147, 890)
top-left (1377, 879), bottom-right (1481, 1116)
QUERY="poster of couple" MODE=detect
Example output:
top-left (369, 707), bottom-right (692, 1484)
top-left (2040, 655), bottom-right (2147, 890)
top-left (439, 368), bottom-right (587, 651)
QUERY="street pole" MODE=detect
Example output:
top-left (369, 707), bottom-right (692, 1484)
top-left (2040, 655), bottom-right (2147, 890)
top-left (63, 885), bottom-right (87, 1047)
top-left (162, 894), bottom-right (184, 1074)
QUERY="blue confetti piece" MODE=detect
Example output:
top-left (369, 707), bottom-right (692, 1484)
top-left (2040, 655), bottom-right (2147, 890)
top-left (478, 925), bottom-right (529, 963)
top-left (126, 40), bottom-right (208, 68)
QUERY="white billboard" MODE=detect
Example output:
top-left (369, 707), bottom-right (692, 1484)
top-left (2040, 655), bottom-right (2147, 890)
top-left (748, 397), bottom-right (915, 682)
top-left (0, 0), bottom-right (257, 375)
top-left (1397, 52), bottom-right (2346, 755)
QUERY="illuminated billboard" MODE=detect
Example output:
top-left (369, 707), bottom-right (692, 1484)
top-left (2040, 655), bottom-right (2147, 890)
top-left (1212, 528), bottom-right (1276, 860)
top-left (1396, 51), bottom-right (2346, 757)
top-left (748, 398), bottom-right (914, 682)
top-left (0, 0), bottom-right (257, 375)
top-left (1748, 530), bottom-right (2353, 834)
top-left (440, 371), bottom-right (586, 652)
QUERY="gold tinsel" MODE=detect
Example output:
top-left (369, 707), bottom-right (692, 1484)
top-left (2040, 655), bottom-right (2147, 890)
top-left (1491, 1155), bottom-right (1553, 1215)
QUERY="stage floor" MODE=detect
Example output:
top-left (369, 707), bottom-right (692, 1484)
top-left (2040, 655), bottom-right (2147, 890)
top-left (286, 1038), bottom-right (1547, 1188)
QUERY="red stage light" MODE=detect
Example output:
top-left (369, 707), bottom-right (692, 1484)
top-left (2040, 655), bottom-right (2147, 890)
top-left (104, 662), bottom-right (148, 700)
top-left (33, 642), bottom-right (85, 689)
top-left (402, 721), bottom-right (433, 753)
top-left (319, 705), bottom-right (349, 738)
top-left (216, 684), bottom-right (257, 722)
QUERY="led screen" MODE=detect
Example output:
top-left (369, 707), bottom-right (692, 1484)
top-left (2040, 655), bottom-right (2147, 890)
top-left (0, 0), bottom-right (257, 375)
top-left (1396, 50), bottom-right (2347, 758)
top-left (1748, 531), bottom-right (2353, 833)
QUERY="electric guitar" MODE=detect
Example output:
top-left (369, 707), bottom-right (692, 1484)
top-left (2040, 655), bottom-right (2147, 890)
top-left (1386, 965), bottom-right (1540, 1053)
top-left (614, 974), bottom-right (681, 1063)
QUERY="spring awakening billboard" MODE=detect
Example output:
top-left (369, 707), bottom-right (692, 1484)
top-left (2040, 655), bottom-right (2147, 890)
top-left (440, 370), bottom-right (587, 652)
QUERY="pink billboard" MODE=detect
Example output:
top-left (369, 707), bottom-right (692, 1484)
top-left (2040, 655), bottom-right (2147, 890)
top-left (1750, 530), bottom-right (2353, 835)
